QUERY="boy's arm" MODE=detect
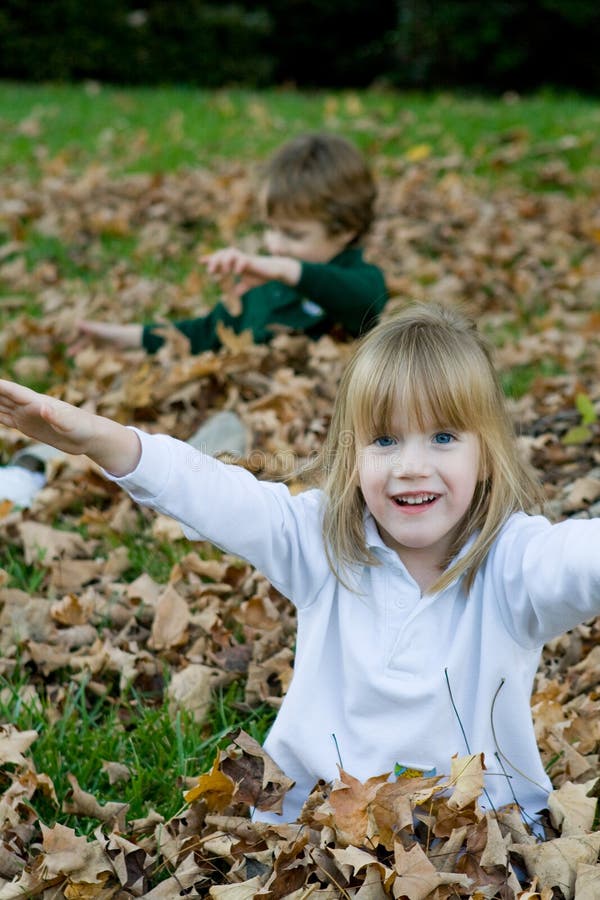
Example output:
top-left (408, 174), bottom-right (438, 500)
top-left (203, 247), bottom-right (387, 335)
top-left (203, 248), bottom-right (301, 294)
top-left (75, 321), bottom-right (144, 349)
top-left (0, 380), bottom-right (140, 476)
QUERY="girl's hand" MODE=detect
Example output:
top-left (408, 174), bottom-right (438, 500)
top-left (0, 380), bottom-right (141, 476)
top-left (202, 248), bottom-right (301, 294)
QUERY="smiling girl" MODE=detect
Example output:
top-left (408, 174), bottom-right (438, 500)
top-left (0, 304), bottom-right (597, 835)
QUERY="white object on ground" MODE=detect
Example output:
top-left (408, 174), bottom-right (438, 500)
top-left (12, 443), bottom-right (66, 469)
top-left (0, 466), bottom-right (46, 507)
top-left (186, 410), bottom-right (249, 457)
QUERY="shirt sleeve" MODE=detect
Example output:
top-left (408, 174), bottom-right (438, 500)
top-left (491, 513), bottom-right (600, 647)
top-left (105, 429), bottom-right (329, 607)
top-left (296, 257), bottom-right (387, 336)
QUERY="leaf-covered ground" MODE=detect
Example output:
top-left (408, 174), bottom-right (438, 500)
top-left (0, 117), bottom-right (599, 897)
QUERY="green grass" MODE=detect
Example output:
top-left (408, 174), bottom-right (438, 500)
top-left (0, 82), bottom-right (598, 185)
top-left (0, 544), bottom-right (47, 593)
top-left (0, 674), bottom-right (275, 834)
top-left (1, 84), bottom-right (597, 349)
top-left (0, 529), bottom-right (276, 836)
top-left (500, 358), bottom-right (566, 399)
top-left (0, 524), bottom-right (192, 589)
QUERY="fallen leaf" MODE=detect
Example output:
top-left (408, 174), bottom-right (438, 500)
top-left (167, 663), bottom-right (219, 722)
top-left (63, 774), bottom-right (129, 832)
top-left (328, 768), bottom-right (391, 847)
top-left (148, 584), bottom-right (189, 649)
top-left (0, 724), bottom-right (38, 766)
top-left (548, 780), bottom-right (597, 836)
top-left (446, 753), bottom-right (485, 810)
top-left (516, 833), bottom-right (600, 897)
top-left (209, 876), bottom-right (264, 898)
top-left (184, 754), bottom-right (237, 809)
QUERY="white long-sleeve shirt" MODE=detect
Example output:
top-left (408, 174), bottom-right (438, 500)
top-left (111, 431), bottom-right (600, 827)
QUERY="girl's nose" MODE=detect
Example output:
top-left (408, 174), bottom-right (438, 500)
top-left (391, 443), bottom-right (430, 477)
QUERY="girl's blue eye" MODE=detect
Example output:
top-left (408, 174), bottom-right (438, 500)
top-left (433, 432), bottom-right (454, 444)
top-left (374, 435), bottom-right (396, 447)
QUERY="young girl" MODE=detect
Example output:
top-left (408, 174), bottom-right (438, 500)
top-left (0, 304), bottom-right (597, 833)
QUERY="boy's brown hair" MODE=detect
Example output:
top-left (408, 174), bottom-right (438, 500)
top-left (260, 132), bottom-right (376, 243)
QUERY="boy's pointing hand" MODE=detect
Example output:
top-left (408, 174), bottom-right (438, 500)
top-left (202, 247), bottom-right (301, 293)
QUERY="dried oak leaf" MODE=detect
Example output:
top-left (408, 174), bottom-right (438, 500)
top-left (40, 822), bottom-right (112, 882)
top-left (49, 558), bottom-right (103, 593)
top-left (574, 863), bottom-right (600, 900)
top-left (431, 797), bottom-right (481, 839)
top-left (140, 851), bottom-right (205, 899)
top-left (148, 583), bottom-right (190, 649)
top-left (328, 768), bottom-right (391, 847)
top-left (0, 724), bottom-right (38, 767)
top-left (167, 663), bottom-right (222, 723)
top-left (372, 774), bottom-right (444, 848)
top-left (97, 829), bottom-right (154, 895)
top-left (4, 766), bottom-right (58, 812)
top-left (125, 572), bottom-right (162, 606)
top-left (515, 832), bottom-right (600, 898)
top-left (331, 844), bottom-right (393, 884)
top-left (393, 841), bottom-right (471, 900)
top-left (62, 774), bottom-right (129, 832)
top-left (219, 730), bottom-right (295, 814)
top-left (100, 762), bottom-right (131, 786)
top-left (446, 752), bottom-right (485, 810)
top-left (50, 593), bottom-right (95, 627)
top-left (562, 476), bottom-right (600, 511)
top-left (0, 858), bottom-right (57, 900)
top-left (547, 779), bottom-right (598, 836)
top-left (208, 875), bottom-right (264, 898)
top-left (17, 521), bottom-right (91, 565)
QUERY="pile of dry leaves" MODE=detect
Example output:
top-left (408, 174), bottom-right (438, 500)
top-left (0, 140), bottom-right (599, 897)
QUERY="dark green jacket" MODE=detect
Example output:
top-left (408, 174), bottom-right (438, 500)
top-left (142, 247), bottom-right (387, 354)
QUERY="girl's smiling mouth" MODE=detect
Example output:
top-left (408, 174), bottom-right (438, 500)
top-left (392, 492), bottom-right (439, 508)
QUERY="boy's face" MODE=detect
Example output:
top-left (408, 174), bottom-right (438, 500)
top-left (264, 216), bottom-right (355, 263)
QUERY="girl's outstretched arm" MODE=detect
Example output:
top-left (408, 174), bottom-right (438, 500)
top-left (0, 380), bottom-right (141, 477)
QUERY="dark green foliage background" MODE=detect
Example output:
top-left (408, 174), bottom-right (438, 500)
top-left (0, 1), bottom-right (598, 91)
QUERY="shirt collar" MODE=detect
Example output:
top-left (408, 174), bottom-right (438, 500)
top-left (363, 509), bottom-right (479, 584)
top-left (364, 510), bottom-right (389, 552)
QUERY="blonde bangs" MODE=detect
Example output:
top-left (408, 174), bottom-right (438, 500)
top-left (347, 319), bottom-right (497, 444)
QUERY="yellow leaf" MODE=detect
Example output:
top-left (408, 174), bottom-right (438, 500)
top-left (184, 755), bottom-right (236, 809)
top-left (405, 143), bottom-right (432, 162)
top-left (344, 93), bottom-right (364, 116)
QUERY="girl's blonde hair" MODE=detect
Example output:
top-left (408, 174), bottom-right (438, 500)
top-left (318, 303), bottom-right (544, 593)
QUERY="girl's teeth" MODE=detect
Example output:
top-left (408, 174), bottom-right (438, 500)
top-left (398, 494), bottom-right (435, 505)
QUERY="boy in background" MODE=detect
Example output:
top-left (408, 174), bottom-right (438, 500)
top-left (0, 133), bottom-right (387, 501)
top-left (77, 132), bottom-right (387, 354)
